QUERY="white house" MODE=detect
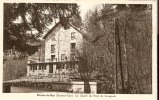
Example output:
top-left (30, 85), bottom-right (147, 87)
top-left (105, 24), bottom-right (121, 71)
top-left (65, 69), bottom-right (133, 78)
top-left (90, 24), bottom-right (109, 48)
top-left (27, 22), bottom-right (85, 80)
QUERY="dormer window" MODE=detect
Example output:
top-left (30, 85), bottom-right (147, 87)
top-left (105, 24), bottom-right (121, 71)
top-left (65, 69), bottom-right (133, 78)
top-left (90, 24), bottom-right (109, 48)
top-left (51, 45), bottom-right (55, 53)
top-left (71, 32), bottom-right (76, 39)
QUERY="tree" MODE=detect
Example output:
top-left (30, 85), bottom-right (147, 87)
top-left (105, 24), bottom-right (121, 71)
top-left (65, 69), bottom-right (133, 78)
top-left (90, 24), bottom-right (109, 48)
top-left (4, 3), bottom-right (80, 55)
top-left (83, 5), bottom-right (116, 93)
top-left (83, 4), bottom-right (152, 94)
top-left (3, 3), bottom-right (82, 82)
top-left (3, 58), bottom-right (27, 81)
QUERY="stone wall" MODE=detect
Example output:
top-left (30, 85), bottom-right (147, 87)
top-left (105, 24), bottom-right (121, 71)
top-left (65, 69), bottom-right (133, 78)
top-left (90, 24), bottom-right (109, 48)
top-left (71, 81), bottom-right (97, 94)
top-left (44, 24), bottom-right (83, 62)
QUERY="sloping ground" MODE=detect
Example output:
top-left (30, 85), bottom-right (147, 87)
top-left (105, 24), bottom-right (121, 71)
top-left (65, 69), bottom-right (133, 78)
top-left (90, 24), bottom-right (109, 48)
top-left (3, 58), bottom-right (27, 81)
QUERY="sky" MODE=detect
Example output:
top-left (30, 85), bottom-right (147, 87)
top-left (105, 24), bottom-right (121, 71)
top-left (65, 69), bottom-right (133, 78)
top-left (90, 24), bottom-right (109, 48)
top-left (13, 3), bottom-right (99, 37)
top-left (78, 3), bottom-right (97, 20)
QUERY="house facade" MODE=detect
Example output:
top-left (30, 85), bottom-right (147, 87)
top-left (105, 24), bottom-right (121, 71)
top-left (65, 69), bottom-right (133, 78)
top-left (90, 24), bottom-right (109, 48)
top-left (27, 22), bottom-right (84, 80)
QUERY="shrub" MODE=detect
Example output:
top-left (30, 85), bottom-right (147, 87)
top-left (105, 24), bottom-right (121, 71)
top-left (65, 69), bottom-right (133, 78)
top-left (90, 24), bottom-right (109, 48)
top-left (3, 58), bottom-right (27, 81)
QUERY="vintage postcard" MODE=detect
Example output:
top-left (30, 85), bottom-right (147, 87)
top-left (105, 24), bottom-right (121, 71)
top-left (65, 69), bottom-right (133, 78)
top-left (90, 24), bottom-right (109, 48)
top-left (0, 0), bottom-right (157, 100)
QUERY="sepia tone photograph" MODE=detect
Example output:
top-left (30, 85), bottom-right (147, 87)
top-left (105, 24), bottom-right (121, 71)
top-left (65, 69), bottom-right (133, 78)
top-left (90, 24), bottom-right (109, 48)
top-left (2, 2), bottom-right (154, 94)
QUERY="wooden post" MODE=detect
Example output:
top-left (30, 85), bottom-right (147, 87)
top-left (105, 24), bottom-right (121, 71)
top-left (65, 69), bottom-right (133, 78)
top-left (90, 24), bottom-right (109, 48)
top-left (115, 18), bottom-right (125, 93)
top-left (114, 18), bottom-right (118, 94)
top-left (39, 45), bottom-right (41, 62)
top-left (124, 9), bottom-right (130, 93)
top-left (58, 30), bottom-right (60, 82)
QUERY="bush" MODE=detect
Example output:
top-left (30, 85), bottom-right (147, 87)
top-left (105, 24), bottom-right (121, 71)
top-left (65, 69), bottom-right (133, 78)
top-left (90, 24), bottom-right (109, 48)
top-left (3, 58), bottom-right (27, 81)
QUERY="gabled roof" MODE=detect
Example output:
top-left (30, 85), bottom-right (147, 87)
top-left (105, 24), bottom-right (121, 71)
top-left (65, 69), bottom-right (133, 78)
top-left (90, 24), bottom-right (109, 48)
top-left (43, 21), bottom-right (88, 39)
top-left (43, 22), bottom-right (61, 39)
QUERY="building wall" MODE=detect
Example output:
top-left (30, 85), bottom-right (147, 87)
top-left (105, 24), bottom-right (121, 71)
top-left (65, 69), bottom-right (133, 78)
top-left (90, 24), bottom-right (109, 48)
top-left (39, 40), bottom-right (45, 62)
top-left (44, 24), bottom-right (83, 62)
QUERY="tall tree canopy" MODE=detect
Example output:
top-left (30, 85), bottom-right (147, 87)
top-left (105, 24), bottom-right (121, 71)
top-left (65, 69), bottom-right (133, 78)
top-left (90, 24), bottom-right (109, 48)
top-left (4, 3), bottom-right (80, 55)
top-left (83, 4), bottom-right (152, 94)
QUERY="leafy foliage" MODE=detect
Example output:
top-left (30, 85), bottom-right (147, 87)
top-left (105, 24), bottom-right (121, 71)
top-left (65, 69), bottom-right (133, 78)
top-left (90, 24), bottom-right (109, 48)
top-left (83, 4), bottom-right (152, 94)
top-left (4, 3), bottom-right (80, 55)
top-left (3, 58), bottom-right (27, 81)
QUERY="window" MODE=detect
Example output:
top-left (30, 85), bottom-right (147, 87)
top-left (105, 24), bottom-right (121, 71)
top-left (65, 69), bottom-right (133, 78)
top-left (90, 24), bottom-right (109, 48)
top-left (52, 35), bottom-right (56, 41)
top-left (39, 65), bottom-right (42, 70)
top-left (70, 53), bottom-right (76, 61)
top-left (71, 43), bottom-right (76, 48)
top-left (42, 65), bottom-right (46, 70)
top-left (71, 43), bottom-right (76, 52)
top-left (70, 63), bottom-right (75, 69)
top-left (34, 65), bottom-right (37, 70)
top-left (61, 64), bottom-right (64, 69)
top-left (39, 64), bottom-right (46, 70)
top-left (61, 54), bottom-right (65, 61)
top-left (49, 64), bottom-right (53, 73)
top-left (51, 55), bottom-right (55, 61)
top-left (71, 32), bottom-right (76, 39)
top-left (30, 66), bottom-right (32, 70)
top-left (51, 45), bottom-right (55, 53)
top-left (66, 63), bottom-right (70, 69)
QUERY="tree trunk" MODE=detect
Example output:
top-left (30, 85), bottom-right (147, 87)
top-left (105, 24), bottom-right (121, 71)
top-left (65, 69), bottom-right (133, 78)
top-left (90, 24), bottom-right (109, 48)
top-left (115, 18), bottom-right (125, 94)
top-left (114, 18), bottom-right (118, 94)
top-left (123, 10), bottom-right (130, 93)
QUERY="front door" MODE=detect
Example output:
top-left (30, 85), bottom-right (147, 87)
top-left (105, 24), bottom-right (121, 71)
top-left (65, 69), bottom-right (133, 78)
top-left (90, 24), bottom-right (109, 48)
top-left (49, 64), bottom-right (53, 73)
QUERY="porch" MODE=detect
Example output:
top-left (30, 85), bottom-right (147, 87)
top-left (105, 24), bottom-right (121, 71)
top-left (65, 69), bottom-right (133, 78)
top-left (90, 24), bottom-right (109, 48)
top-left (27, 61), bottom-right (79, 82)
